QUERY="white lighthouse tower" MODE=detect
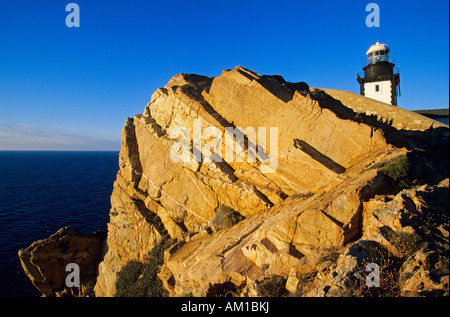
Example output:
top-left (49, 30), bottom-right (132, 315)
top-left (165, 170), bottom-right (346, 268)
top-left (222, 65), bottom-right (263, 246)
top-left (357, 41), bottom-right (400, 106)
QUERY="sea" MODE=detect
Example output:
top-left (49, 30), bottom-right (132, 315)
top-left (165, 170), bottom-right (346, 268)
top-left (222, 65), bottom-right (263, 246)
top-left (0, 151), bottom-right (119, 297)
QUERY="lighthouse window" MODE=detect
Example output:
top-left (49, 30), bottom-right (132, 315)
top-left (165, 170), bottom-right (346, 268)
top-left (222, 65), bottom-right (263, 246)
top-left (375, 85), bottom-right (380, 92)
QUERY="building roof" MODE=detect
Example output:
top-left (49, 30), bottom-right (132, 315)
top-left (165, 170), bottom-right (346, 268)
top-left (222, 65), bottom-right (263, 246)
top-left (413, 109), bottom-right (449, 116)
top-left (366, 41), bottom-right (390, 55)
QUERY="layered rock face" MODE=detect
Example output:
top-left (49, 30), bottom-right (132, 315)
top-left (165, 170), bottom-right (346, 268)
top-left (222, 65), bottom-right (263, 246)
top-left (91, 66), bottom-right (448, 297)
top-left (18, 66), bottom-right (448, 297)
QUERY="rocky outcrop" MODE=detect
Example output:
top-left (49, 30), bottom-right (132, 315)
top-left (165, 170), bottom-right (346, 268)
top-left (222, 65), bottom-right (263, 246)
top-left (18, 227), bottom-right (105, 297)
top-left (19, 66), bottom-right (448, 297)
top-left (296, 178), bottom-right (449, 297)
top-left (91, 66), bottom-right (448, 297)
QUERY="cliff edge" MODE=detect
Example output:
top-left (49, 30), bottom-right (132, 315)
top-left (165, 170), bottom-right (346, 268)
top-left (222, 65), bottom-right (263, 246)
top-left (20, 66), bottom-right (449, 297)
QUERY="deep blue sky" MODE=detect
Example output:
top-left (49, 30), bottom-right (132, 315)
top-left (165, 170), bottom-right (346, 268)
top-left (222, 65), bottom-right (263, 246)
top-left (0, 0), bottom-right (448, 150)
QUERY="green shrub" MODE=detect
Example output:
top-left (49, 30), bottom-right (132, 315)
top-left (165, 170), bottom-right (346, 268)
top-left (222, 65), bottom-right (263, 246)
top-left (384, 230), bottom-right (423, 258)
top-left (227, 210), bottom-right (245, 226)
top-left (114, 260), bottom-right (145, 297)
top-left (256, 275), bottom-right (287, 297)
top-left (115, 237), bottom-right (173, 297)
top-left (380, 155), bottom-right (410, 187)
top-left (309, 89), bottom-right (329, 101)
top-left (212, 205), bottom-right (245, 231)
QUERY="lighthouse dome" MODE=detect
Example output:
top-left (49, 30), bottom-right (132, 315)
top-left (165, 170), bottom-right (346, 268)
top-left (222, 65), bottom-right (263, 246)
top-left (366, 41), bottom-right (390, 55)
top-left (366, 41), bottom-right (391, 64)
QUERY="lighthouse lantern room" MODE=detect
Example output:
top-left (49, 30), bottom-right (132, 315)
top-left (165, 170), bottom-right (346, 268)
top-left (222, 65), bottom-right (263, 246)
top-left (357, 41), bottom-right (400, 106)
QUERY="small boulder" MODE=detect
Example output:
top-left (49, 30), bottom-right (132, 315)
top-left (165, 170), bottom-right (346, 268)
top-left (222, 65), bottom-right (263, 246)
top-left (18, 226), bottom-right (105, 297)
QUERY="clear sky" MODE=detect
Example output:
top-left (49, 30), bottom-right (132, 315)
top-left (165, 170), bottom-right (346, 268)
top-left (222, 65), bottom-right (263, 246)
top-left (0, 0), bottom-right (448, 150)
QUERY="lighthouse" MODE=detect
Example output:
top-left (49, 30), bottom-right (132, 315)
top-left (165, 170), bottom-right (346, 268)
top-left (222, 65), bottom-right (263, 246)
top-left (357, 41), bottom-right (400, 106)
